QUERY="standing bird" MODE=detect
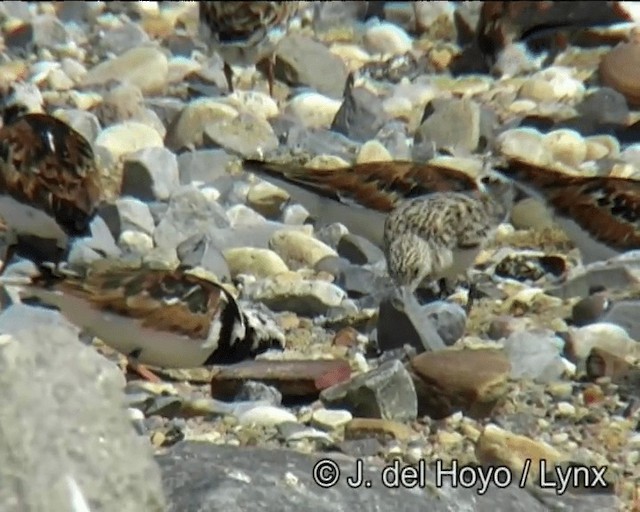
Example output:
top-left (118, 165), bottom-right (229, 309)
top-left (494, 157), bottom-right (640, 263)
top-left (383, 174), bottom-right (514, 305)
top-left (198, 1), bottom-right (299, 97)
top-left (0, 85), bottom-right (105, 271)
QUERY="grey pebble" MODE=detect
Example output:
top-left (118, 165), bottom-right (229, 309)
top-left (122, 147), bottom-right (181, 202)
top-left (331, 76), bottom-right (388, 143)
top-left (320, 359), bottom-right (418, 422)
top-left (414, 98), bottom-right (481, 155)
top-left (177, 149), bottom-right (234, 185)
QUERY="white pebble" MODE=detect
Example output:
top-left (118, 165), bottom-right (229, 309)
top-left (364, 21), bottom-right (413, 55)
top-left (286, 92), bottom-right (342, 129)
top-left (238, 406), bottom-right (297, 427)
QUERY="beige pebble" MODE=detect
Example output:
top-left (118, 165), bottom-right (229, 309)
top-left (165, 98), bottom-right (238, 150)
top-left (269, 230), bottom-right (337, 268)
top-left (286, 93), bottom-right (342, 129)
top-left (543, 129), bottom-right (587, 167)
top-left (223, 247), bottom-right (289, 278)
top-left (247, 181), bottom-right (290, 218)
top-left (83, 46), bottom-right (169, 95)
top-left (356, 140), bottom-right (392, 163)
top-left (95, 121), bottom-right (164, 160)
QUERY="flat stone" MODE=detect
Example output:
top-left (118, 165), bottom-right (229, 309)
top-left (95, 121), bottom-right (164, 161)
top-left (320, 359), bottom-right (417, 422)
top-left (203, 113), bottom-right (278, 158)
top-left (0, 304), bottom-right (165, 511)
top-left (475, 424), bottom-right (565, 486)
top-left (210, 359), bottom-right (352, 400)
top-left (157, 442), bottom-right (556, 511)
top-left (242, 275), bottom-right (346, 316)
top-left (238, 406), bottom-right (297, 428)
top-left (273, 34), bottom-right (349, 99)
top-left (344, 418), bottom-right (414, 442)
top-left (83, 46), bottom-right (168, 94)
top-left (414, 98), bottom-right (480, 154)
top-left (311, 409), bottom-right (353, 431)
top-left (407, 349), bottom-right (510, 419)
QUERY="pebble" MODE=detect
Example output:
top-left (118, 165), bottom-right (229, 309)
top-left (246, 181), bottom-right (289, 218)
top-left (238, 406), bottom-right (298, 428)
top-left (210, 359), bottom-right (351, 399)
top-left (363, 21), bottom-right (413, 55)
top-left (226, 204), bottom-right (267, 227)
top-left (95, 121), bottom-right (164, 161)
top-left (222, 91), bottom-right (278, 120)
top-left (496, 128), bottom-right (550, 165)
top-left (269, 230), bottom-right (337, 268)
top-left (407, 349), bottom-right (510, 419)
top-left (356, 140), bottom-right (392, 163)
top-left (234, 381), bottom-right (282, 407)
top-left (119, 230), bottom-right (154, 255)
top-left (121, 147), bottom-right (180, 202)
top-left (165, 98), bottom-right (238, 150)
top-left (83, 46), bottom-right (168, 94)
top-left (331, 79), bottom-right (387, 142)
top-left (415, 98), bottom-right (481, 154)
top-left (568, 322), bottom-right (640, 361)
top-left (344, 418), bottom-right (414, 442)
top-left (476, 424), bottom-right (564, 485)
top-left (555, 401), bottom-right (576, 417)
top-left (543, 129), bottom-right (587, 167)
top-left (176, 149), bottom-right (233, 186)
top-left (176, 234), bottom-right (230, 280)
top-left (286, 93), bottom-right (342, 129)
top-left (336, 234), bottom-right (385, 265)
top-left (223, 247), bottom-right (289, 278)
top-left (320, 359), bottom-right (417, 423)
top-left (242, 275), bottom-right (346, 316)
top-left (204, 113), bottom-right (278, 158)
top-left (377, 293), bottom-right (447, 353)
top-left (600, 40), bottom-right (640, 106)
top-left (311, 409), bottom-right (353, 431)
top-left (153, 185), bottom-right (229, 251)
top-left (502, 329), bottom-right (566, 382)
top-left (274, 34), bottom-right (349, 99)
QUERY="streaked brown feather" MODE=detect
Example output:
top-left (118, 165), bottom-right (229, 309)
top-left (243, 159), bottom-right (482, 213)
top-left (0, 113), bottom-right (101, 236)
top-left (496, 158), bottom-right (640, 250)
top-left (44, 268), bottom-right (238, 342)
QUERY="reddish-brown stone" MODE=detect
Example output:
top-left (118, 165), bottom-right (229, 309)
top-left (210, 359), bottom-right (351, 399)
